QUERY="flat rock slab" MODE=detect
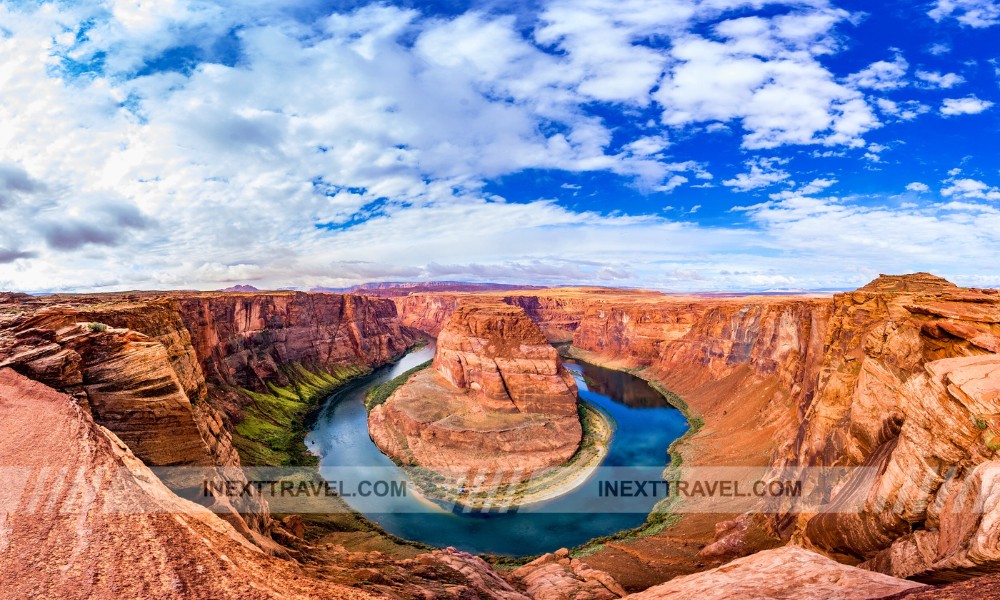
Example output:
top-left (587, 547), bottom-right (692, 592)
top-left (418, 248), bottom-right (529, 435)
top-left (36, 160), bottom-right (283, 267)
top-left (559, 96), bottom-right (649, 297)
top-left (628, 546), bottom-right (927, 599)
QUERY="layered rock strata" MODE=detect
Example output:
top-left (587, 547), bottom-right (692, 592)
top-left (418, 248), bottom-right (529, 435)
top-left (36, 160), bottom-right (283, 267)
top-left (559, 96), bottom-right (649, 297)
top-left (369, 302), bottom-right (582, 473)
top-left (0, 368), bottom-right (374, 599)
top-left (711, 274), bottom-right (1000, 582)
top-left (392, 278), bottom-right (1000, 587)
top-left (0, 291), bottom-right (416, 548)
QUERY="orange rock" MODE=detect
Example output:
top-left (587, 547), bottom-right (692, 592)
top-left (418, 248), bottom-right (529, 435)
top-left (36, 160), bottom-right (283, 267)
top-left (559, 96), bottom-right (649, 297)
top-left (629, 546), bottom-right (925, 599)
top-left (370, 302), bottom-right (582, 473)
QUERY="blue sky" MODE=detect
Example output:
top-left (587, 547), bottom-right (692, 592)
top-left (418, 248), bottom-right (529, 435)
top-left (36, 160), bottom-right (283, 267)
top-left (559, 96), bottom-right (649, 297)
top-left (0, 0), bottom-right (998, 292)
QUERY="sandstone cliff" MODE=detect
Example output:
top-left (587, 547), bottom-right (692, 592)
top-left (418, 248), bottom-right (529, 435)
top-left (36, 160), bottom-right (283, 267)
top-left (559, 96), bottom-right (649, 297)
top-left (0, 291), bottom-right (416, 548)
top-left (393, 287), bottom-right (658, 342)
top-left (369, 302), bottom-right (582, 473)
top-left (0, 368), bottom-right (376, 599)
top-left (704, 274), bottom-right (1000, 583)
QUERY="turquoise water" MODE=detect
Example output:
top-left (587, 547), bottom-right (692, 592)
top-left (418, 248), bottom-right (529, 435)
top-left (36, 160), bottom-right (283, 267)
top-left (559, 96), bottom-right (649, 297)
top-left (305, 346), bottom-right (689, 556)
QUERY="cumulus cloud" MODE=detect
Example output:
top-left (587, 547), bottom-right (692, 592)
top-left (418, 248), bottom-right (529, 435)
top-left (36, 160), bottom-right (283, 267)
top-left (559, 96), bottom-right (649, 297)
top-left (0, 249), bottom-right (36, 264)
top-left (915, 70), bottom-right (965, 89)
top-left (875, 98), bottom-right (931, 121)
top-left (941, 175), bottom-right (1000, 200)
top-left (846, 55), bottom-right (909, 91)
top-left (929, 0), bottom-right (1000, 27)
top-left (906, 182), bottom-right (931, 192)
top-left (0, 163), bottom-right (43, 209)
top-left (723, 158), bottom-right (791, 192)
top-left (940, 96), bottom-right (995, 115)
top-left (0, 0), bottom-right (995, 292)
top-left (769, 178), bottom-right (837, 200)
top-left (657, 8), bottom-right (879, 149)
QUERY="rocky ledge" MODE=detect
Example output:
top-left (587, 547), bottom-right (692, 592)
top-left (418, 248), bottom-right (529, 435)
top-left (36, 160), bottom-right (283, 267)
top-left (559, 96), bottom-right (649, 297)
top-left (368, 302), bottom-right (582, 477)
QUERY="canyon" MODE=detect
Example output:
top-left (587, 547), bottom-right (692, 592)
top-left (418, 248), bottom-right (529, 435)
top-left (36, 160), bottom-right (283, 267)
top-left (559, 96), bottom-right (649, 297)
top-left (2, 274), bottom-right (999, 598)
top-left (369, 302), bottom-right (582, 475)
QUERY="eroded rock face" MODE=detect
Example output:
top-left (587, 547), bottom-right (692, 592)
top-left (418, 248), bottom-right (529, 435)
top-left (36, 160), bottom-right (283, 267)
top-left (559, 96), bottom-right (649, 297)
top-left (0, 369), bottom-right (375, 600)
top-left (705, 274), bottom-right (1000, 582)
top-left (369, 302), bottom-right (582, 472)
top-left (433, 303), bottom-right (579, 416)
top-left (510, 549), bottom-right (626, 600)
top-left (628, 546), bottom-right (926, 599)
top-left (0, 292), bottom-right (417, 548)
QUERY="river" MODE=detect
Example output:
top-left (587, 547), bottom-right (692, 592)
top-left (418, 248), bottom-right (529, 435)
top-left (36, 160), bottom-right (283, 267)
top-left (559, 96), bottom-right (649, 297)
top-left (305, 344), bottom-right (689, 556)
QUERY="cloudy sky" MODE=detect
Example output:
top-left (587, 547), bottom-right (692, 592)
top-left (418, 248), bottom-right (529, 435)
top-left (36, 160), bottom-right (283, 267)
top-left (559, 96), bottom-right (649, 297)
top-left (1, 0), bottom-right (998, 293)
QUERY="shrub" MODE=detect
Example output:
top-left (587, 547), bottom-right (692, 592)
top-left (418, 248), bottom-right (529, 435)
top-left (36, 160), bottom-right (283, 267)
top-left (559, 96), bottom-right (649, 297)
top-left (87, 322), bottom-right (108, 333)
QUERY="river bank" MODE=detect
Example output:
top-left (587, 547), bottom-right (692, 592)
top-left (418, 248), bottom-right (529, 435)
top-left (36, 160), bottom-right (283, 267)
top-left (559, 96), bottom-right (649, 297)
top-left (308, 342), bottom-right (688, 557)
top-left (400, 400), bottom-right (614, 510)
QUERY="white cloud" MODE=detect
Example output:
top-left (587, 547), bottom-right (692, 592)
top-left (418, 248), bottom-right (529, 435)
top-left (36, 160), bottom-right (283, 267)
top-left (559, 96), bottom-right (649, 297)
top-left (941, 176), bottom-right (1000, 200)
top-left (1, 0), bottom-right (996, 293)
top-left (655, 7), bottom-right (879, 149)
top-left (769, 177), bottom-right (837, 200)
top-left (915, 70), bottom-right (965, 88)
top-left (940, 95), bottom-right (995, 115)
top-left (875, 98), bottom-right (930, 121)
top-left (723, 157), bottom-right (791, 192)
top-left (906, 182), bottom-right (931, 192)
top-left (734, 194), bottom-right (1000, 284)
top-left (846, 54), bottom-right (909, 90)
top-left (929, 0), bottom-right (1000, 27)
top-left (928, 43), bottom-right (952, 55)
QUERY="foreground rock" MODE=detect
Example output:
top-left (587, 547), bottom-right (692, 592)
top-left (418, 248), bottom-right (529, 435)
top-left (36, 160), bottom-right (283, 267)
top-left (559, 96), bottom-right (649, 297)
top-left (510, 549), bottom-right (627, 599)
top-left (704, 274), bottom-right (1000, 581)
top-left (0, 291), bottom-right (416, 548)
top-left (369, 302), bottom-right (582, 474)
top-left (0, 368), bottom-right (373, 599)
top-left (629, 546), bottom-right (926, 599)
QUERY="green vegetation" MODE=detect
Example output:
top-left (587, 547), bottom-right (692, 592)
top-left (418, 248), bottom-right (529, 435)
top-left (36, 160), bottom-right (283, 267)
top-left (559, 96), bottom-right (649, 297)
top-left (571, 508), bottom-right (683, 558)
top-left (233, 363), bottom-right (369, 466)
top-left (87, 322), bottom-right (108, 332)
top-left (974, 416), bottom-right (989, 430)
top-left (364, 360), bottom-right (432, 413)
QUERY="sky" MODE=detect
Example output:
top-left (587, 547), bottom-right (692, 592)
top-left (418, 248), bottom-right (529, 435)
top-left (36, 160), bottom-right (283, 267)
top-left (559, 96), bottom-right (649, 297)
top-left (0, 0), bottom-right (999, 293)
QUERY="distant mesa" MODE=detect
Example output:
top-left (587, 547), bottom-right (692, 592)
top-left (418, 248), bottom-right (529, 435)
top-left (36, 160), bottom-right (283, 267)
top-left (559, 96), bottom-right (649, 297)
top-left (312, 281), bottom-right (543, 297)
top-left (218, 284), bottom-right (261, 293)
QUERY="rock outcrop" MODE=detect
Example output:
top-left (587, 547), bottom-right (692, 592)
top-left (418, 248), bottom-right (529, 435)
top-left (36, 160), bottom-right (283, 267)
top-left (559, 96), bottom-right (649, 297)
top-left (0, 368), bottom-right (374, 599)
top-left (175, 292), bottom-right (415, 416)
top-left (433, 303), bottom-right (579, 417)
top-left (510, 549), bottom-right (627, 600)
top-left (0, 291), bottom-right (416, 549)
top-left (369, 302), bottom-right (582, 473)
top-left (628, 546), bottom-right (926, 599)
top-left (705, 274), bottom-right (1000, 582)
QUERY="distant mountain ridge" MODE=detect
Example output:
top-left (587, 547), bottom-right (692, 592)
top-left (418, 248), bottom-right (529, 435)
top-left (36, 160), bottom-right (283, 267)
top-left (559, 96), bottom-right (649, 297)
top-left (311, 281), bottom-right (544, 297)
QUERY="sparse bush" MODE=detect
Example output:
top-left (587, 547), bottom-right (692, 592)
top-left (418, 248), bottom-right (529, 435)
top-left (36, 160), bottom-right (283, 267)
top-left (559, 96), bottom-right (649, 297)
top-left (87, 322), bottom-right (108, 333)
top-left (974, 416), bottom-right (989, 430)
